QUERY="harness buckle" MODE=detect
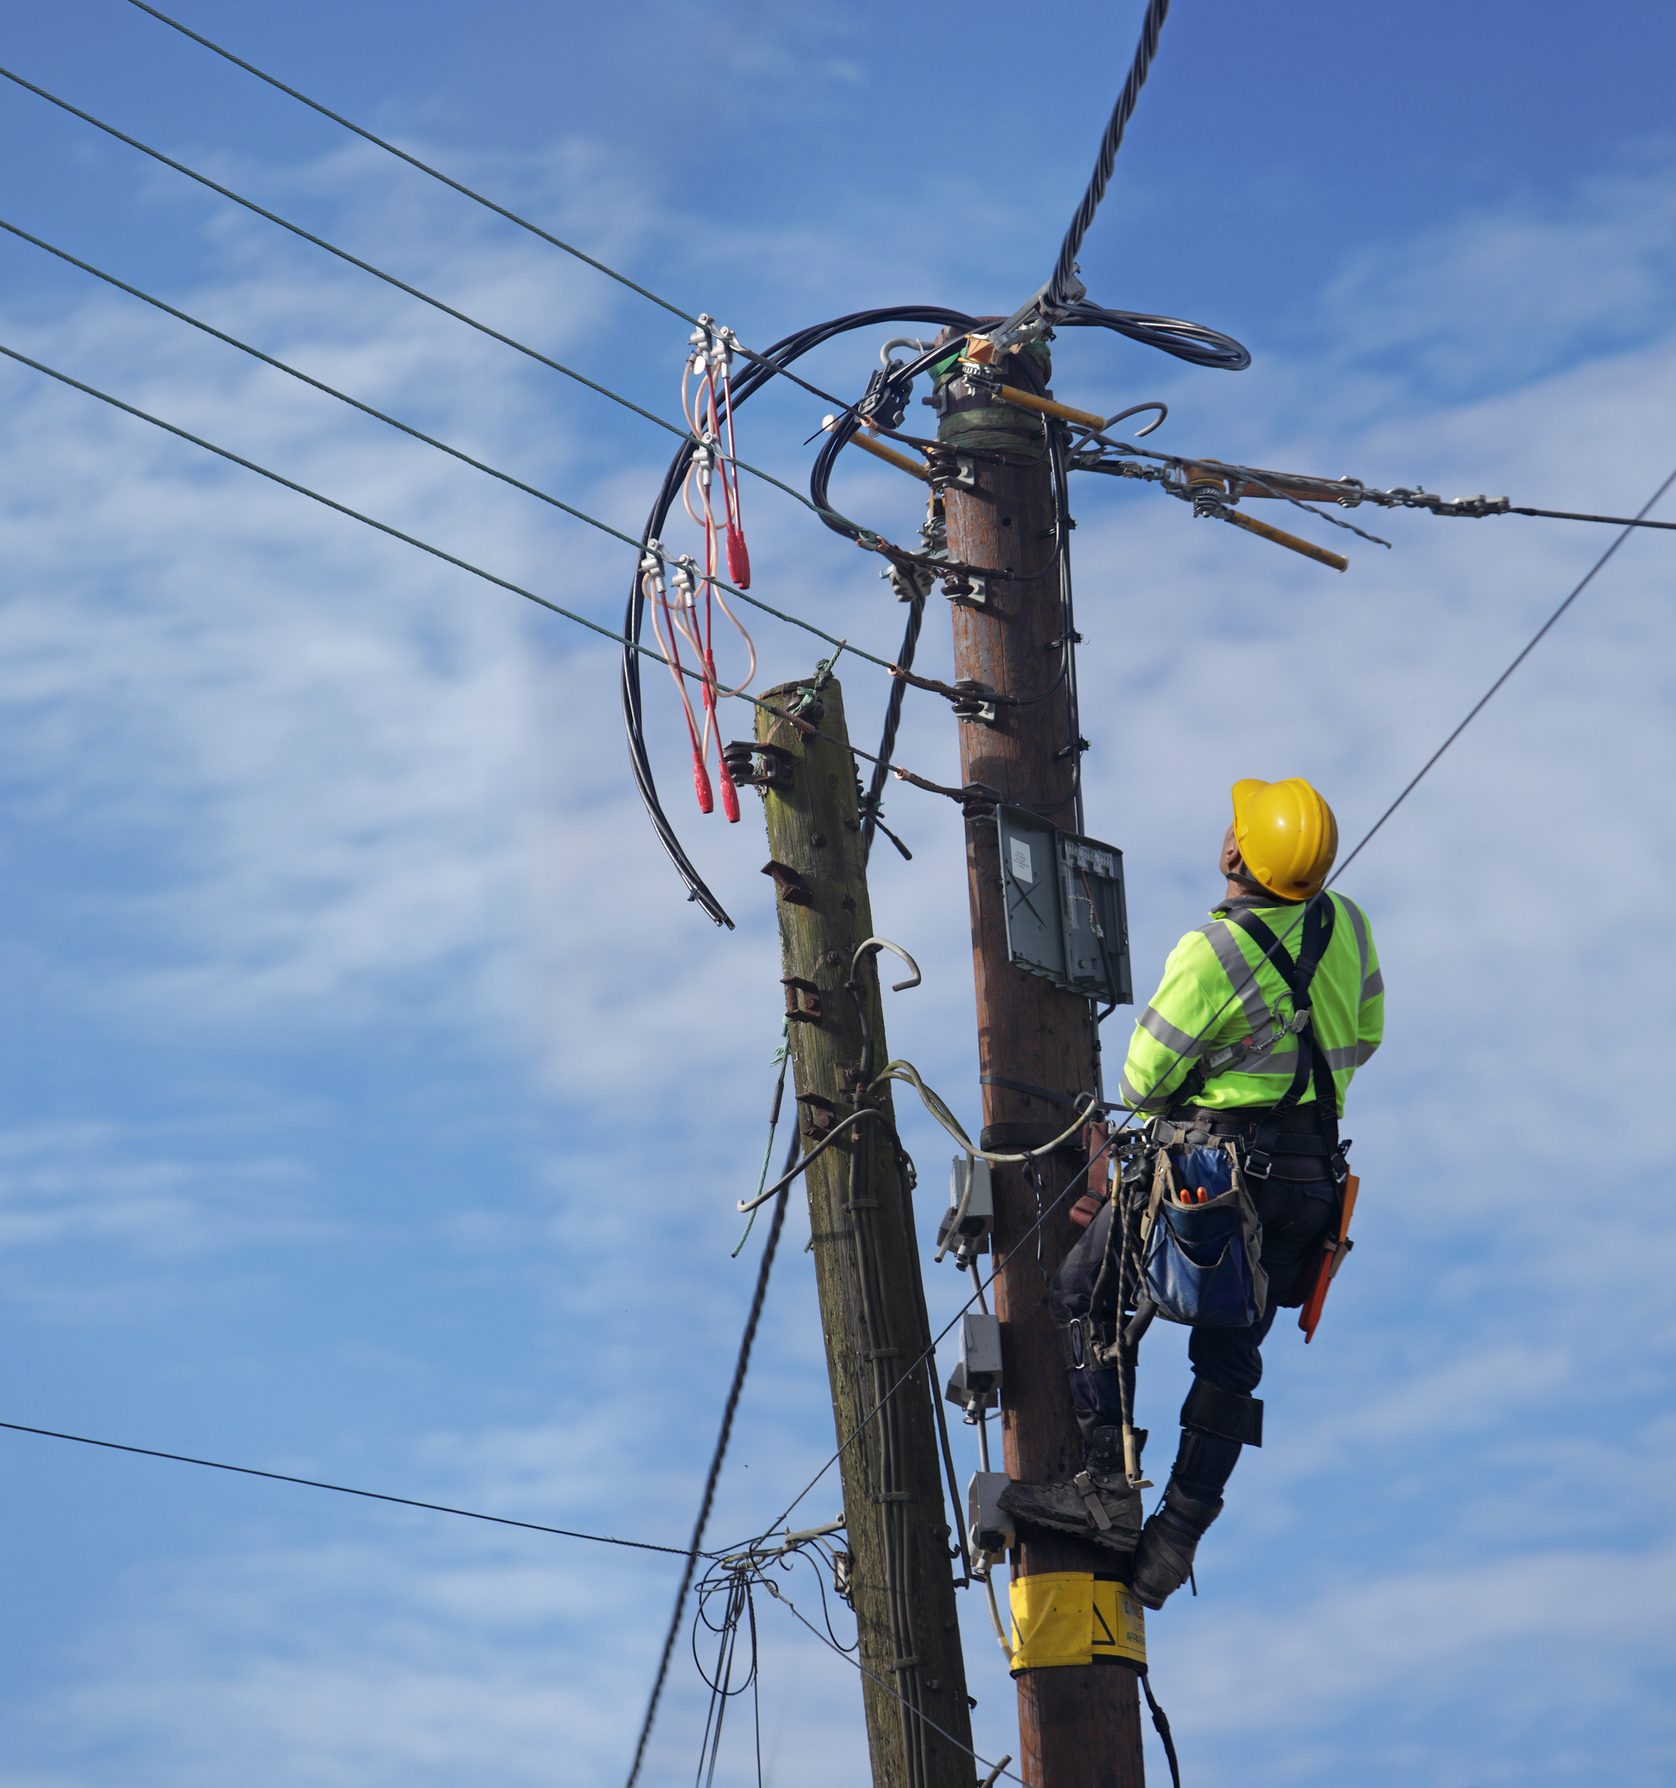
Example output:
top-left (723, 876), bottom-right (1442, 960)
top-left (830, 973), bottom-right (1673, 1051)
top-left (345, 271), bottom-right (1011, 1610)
top-left (1243, 1146), bottom-right (1274, 1181)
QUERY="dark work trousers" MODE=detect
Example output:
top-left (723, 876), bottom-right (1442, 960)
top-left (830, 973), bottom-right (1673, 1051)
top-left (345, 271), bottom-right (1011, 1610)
top-left (1051, 1171), bottom-right (1338, 1484)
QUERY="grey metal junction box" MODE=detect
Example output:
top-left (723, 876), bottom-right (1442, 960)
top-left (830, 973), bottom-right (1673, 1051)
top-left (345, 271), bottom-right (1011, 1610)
top-left (995, 805), bottom-right (1132, 1007)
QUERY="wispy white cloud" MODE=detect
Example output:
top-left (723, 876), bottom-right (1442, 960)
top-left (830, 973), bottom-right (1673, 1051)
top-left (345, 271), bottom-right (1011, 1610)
top-left (5, 81), bottom-right (1676, 1788)
top-left (0, 1120), bottom-right (323, 1257)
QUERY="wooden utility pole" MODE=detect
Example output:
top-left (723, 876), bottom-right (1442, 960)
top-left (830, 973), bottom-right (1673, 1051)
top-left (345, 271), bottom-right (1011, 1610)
top-left (748, 674), bottom-right (975, 1788)
top-left (936, 346), bottom-right (1149, 1784)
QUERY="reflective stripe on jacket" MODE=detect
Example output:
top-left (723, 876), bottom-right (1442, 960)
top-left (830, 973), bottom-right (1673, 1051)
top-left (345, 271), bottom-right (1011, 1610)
top-left (1118, 891), bottom-right (1383, 1114)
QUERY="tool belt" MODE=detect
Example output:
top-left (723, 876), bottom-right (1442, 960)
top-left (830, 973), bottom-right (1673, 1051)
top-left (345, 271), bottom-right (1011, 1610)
top-left (1154, 1102), bottom-right (1346, 1185)
top-left (1136, 1139), bottom-right (1267, 1329)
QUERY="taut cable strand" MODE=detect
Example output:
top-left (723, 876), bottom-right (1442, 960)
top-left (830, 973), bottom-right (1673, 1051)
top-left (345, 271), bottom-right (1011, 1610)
top-left (1047, 0), bottom-right (1172, 308)
top-left (0, 217), bottom-right (895, 674)
top-left (0, 64), bottom-right (829, 521)
top-left (0, 342), bottom-right (963, 800)
top-left (118, 0), bottom-right (864, 418)
top-left (0, 1419), bottom-right (693, 1556)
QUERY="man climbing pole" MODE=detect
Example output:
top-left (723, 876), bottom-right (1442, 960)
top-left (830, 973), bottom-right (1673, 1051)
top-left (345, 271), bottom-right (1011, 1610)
top-left (1002, 777), bottom-right (1383, 1607)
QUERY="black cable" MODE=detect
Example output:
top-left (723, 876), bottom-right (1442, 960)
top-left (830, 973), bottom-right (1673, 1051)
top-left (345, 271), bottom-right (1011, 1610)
top-left (860, 593), bottom-right (924, 862)
top-left (118, 0), bottom-right (865, 420)
top-left (0, 342), bottom-right (955, 817)
top-left (1056, 297), bottom-right (1250, 373)
top-left (761, 1579), bottom-right (1026, 1787)
top-left (1331, 462), bottom-right (1676, 884)
top-left (623, 304), bottom-right (978, 927)
top-left (1046, 0), bottom-right (1173, 309)
top-left (622, 1128), bottom-right (798, 1788)
top-left (1141, 1671), bottom-right (1184, 1788)
top-left (0, 1419), bottom-right (693, 1555)
top-left (0, 216), bottom-right (894, 676)
top-left (1506, 505), bottom-right (1676, 530)
top-left (0, 64), bottom-right (823, 520)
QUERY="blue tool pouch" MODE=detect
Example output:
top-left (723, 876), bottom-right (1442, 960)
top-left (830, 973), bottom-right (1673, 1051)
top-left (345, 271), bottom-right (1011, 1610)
top-left (1140, 1144), bottom-right (1267, 1328)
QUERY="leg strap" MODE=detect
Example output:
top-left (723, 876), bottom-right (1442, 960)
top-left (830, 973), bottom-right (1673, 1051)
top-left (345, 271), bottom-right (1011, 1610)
top-left (1181, 1378), bottom-right (1264, 1448)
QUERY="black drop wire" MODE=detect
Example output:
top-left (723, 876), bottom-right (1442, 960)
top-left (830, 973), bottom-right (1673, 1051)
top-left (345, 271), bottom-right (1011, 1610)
top-left (622, 1128), bottom-right (797, 1788)
top-left (0, 1420), bottom-right (691, 1556)
top-left (120, 0), bottom-right (864, 418)
top-left (860, 592), bottom-right (924, 863)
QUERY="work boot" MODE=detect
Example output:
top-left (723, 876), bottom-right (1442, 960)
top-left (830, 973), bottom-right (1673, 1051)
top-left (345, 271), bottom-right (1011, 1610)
top-left (1000, 1427), bottom-right (1144, 1553)
top-left (1128, 1481), bottom-right (1222, 1609)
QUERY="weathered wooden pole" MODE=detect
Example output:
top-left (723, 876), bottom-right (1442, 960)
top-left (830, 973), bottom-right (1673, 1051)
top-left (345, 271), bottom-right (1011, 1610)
top-left (935, 345), bottom-right (1149, 1785)
top-left (747, 673), bottom-right (974, 1788)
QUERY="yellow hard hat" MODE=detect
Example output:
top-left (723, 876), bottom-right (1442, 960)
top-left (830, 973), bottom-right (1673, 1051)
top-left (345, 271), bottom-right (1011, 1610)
top-left (1230, 778), bottom-right (1338, 901)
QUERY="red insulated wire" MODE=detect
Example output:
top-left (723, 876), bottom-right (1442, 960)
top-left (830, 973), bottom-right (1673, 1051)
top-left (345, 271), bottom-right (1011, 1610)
top-left (647, 561), bottom-right (713, 815)
top-left (717, 351), bottom-right (751, 588)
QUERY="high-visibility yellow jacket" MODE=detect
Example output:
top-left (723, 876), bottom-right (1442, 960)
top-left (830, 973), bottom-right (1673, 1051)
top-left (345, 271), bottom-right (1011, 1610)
top-left (1118, 891), bottom-right (1383, 1114)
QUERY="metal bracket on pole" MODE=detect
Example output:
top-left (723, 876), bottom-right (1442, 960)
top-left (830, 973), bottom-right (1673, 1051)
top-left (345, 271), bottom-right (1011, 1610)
top-left (951, 679), bottom-right (999, 725)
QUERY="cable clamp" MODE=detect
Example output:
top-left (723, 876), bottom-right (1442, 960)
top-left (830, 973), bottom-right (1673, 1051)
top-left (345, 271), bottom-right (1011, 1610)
top-left (670, 556), bottom-right (700, 608)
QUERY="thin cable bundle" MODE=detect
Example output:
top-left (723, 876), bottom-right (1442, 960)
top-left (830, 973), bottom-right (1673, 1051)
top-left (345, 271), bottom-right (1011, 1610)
top-left (622, 305), bottom-right (979, 927)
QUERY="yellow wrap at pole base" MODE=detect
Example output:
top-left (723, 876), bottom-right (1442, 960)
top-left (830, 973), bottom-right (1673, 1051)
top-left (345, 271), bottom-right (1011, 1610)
top-left (1008, 1572), bottom-right (1147, 1674)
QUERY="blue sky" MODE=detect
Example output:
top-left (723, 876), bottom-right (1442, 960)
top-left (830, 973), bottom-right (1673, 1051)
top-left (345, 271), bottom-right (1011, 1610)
top-left (3, 3), bottom-right (1675, 1784)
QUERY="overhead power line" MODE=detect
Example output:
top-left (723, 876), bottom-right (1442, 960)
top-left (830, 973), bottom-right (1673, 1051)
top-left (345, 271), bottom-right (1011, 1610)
top-left (118, 0), bottom-right (858, 418)
top-left (0, 1418), bottom-right (694, 1557)
top-left (0, 340), bottom-right (951, 796)
top-left (0, 64), bottom-right (826, 521)
top-left (1331, 462), bottom-right (1676, 879)
top-left (0, 215), bottom-right (894, 676)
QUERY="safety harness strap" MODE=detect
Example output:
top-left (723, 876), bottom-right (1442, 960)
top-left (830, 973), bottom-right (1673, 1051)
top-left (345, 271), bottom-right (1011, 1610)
top-left (1220, 897), bottom-right (1337, 1116)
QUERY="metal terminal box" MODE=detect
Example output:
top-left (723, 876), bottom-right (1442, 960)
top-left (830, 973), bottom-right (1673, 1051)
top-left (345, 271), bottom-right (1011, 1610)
top-left (967, 1471), bottom-right (1015, 1560)
top-left (944, 1311), bottom-right (1003, 1417)
top-left (936, 1157), bottom-right (994, 1264)
top-left (995, 806), bottom-right (1132, 1006)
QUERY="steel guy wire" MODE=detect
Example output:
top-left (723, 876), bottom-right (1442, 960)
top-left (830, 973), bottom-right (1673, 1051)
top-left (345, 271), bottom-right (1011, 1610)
top-left (0, 1419), bottom-right (697, 1557)
top-left (0, 341), bottom-right (964, 803)
top-left (118, 0), bottom-right (865, 420)
top-left (0, 215), bottom-right (901, 678)
top-left (1329, 461), bottom-right (1676, 881)
top-left (727, 462), bottom-right (1676, 1545)
top-left (0, 64), bottom-right (837, 525)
